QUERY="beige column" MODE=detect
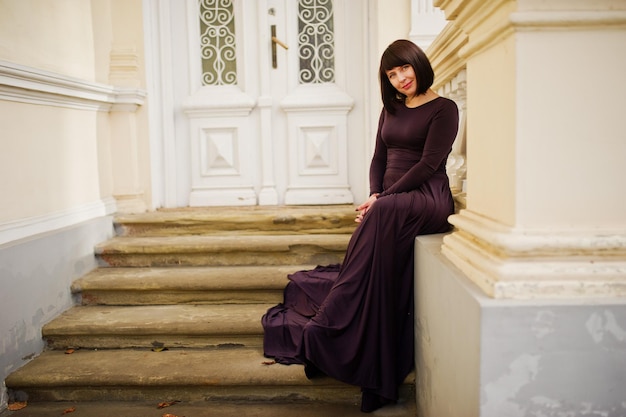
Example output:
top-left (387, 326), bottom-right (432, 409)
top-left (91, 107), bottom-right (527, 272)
top-left (107, 0), bottom-right (150, 213)
top-left (436, 0), bottom-right (626, 298)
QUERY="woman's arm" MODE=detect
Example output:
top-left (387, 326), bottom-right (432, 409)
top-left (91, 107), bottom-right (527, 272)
top-left (368, 110), bottom-right (387, 196)
top-left (355, 110), bottom-right (387, 223)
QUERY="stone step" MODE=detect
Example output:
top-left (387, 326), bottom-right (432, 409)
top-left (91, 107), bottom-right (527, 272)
top-left (4, 348), bottom-right (415, 405)
top-left (95, 234), bottom-right (350, 267)
top-left (3, 206), bottom-right (420, 415)
top-left (0, 399), bottom-right (417, 417)
top-left (72, 265), bottom-right (310, 305)
top-left (114, 205), bottom-right (358, 237)
top-left (43, 304), bottom-right (272, 349)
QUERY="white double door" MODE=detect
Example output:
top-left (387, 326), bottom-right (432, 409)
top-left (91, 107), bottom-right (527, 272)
top-left (159, 0), bottom-right (372, 207)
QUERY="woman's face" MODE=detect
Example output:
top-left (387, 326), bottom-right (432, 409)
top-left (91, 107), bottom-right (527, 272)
top-left (385, 64), bottom-right (417, 98)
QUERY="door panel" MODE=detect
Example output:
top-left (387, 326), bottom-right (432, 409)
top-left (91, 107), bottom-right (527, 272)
top-left (184, 0), bottom-right (258, 206)
top-left (166, 0), bottom-right (367, 206)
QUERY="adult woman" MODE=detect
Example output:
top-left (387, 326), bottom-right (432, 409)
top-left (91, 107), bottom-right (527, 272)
top-left (262, 39), bottom-right (459, 412)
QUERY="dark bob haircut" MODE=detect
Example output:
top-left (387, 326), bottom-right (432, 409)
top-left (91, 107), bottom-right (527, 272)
top-left (379, 39), bottom-right (434, 114)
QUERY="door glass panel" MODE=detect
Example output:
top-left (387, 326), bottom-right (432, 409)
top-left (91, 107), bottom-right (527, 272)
top-left (298, 0), bottom-right (335, 84)
top-left (198, 0), bottom-right (237, 85)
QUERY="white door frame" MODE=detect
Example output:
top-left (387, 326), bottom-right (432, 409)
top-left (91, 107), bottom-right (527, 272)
top-left (143, 0), bottom-right (377, 208)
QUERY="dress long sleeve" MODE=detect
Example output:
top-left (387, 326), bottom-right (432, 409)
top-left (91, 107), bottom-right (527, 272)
top-left (369, 111), bottom-right (387, 195)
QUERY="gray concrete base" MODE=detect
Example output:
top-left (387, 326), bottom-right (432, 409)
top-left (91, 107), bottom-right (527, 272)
top-left (415, 235), bottom-right (626, 417)
top-left (0, 217), bottom-right (114, 409)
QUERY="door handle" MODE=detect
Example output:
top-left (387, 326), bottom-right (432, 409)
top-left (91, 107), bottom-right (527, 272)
top-left (271, 25), bottom-right (288, 69)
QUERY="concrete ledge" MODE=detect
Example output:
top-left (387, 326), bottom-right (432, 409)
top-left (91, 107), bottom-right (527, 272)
top-left (415, 234), bottom-right (626, 417)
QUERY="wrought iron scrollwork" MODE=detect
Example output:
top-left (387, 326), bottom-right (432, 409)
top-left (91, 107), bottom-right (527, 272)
top-left (199, 0), bottom-right (237, 85)
top-left (298, 0), bottom-right (335, 84)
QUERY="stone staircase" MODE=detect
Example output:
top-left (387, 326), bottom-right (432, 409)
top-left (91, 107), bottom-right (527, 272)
top-left (5, 206), bottom-right (416, 415)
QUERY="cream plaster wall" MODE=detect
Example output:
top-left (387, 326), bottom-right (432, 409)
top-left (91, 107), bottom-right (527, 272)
top-left (517, 0), bottom-right (626, 12)
top-left (364, 0), bottom-right (412, 184)
top-left (110, 0), bottom-right (146, 88)
top-left (466, 35), bottom-right (517, 227)
top-left (376, 0), bottom-right (412, 52)
top-left (108, 0), bottom-right (151, 209)
top-left (96, 111), bottom-right (115, 205)
top-left (0, 0), bottom-right (96, 80)
top-left (516, 29), bottom-right (626, 230)
top-left (91, 0), bottom-right (113, 84)
top-left (90, 0), bottom-right (116, 206)
top-left (0, 1), bottom-right (104, 224)
top-left (0, 102), bottom-right (101, 222)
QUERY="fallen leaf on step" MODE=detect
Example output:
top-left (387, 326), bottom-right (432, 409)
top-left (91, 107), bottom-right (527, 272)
top-left (162, 414), bottom-right (184, 417)
top-left (62, 406), bottom-right (76, 414)
top-left (157, 400), bottom-right (180, 409)
top-left (262, 360), bottom-right (276, 365)
top-left (152, 346), bottom-right (169, 352)
top-left (7, 401), bottom-right (27, 411)
top-left (65, 348), bottom-right (76, 354)
top-left (151, 341), bottom-right (168, 352)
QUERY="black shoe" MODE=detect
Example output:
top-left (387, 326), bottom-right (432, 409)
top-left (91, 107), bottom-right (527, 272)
top-left (360, 390), bottom-right (393, 413)
top-left (304, 362), bottom-right (324, 379)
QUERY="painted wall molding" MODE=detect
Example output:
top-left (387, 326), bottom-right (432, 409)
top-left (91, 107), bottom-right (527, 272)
top-left (0, 197), bottom-right (116, 247)
top-left (0, 60), bottom-right (146, 111)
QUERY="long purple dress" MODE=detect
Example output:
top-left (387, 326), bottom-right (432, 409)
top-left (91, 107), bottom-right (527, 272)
top-left (262, 97), bottom-right (459, 410)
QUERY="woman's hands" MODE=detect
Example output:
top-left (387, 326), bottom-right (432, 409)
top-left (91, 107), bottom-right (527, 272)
top-left (355, 194), bottom-right (379, 223)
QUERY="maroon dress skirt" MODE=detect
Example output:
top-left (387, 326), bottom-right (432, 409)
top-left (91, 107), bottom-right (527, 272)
top-left (262, 176), bottom-right (453, 410)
